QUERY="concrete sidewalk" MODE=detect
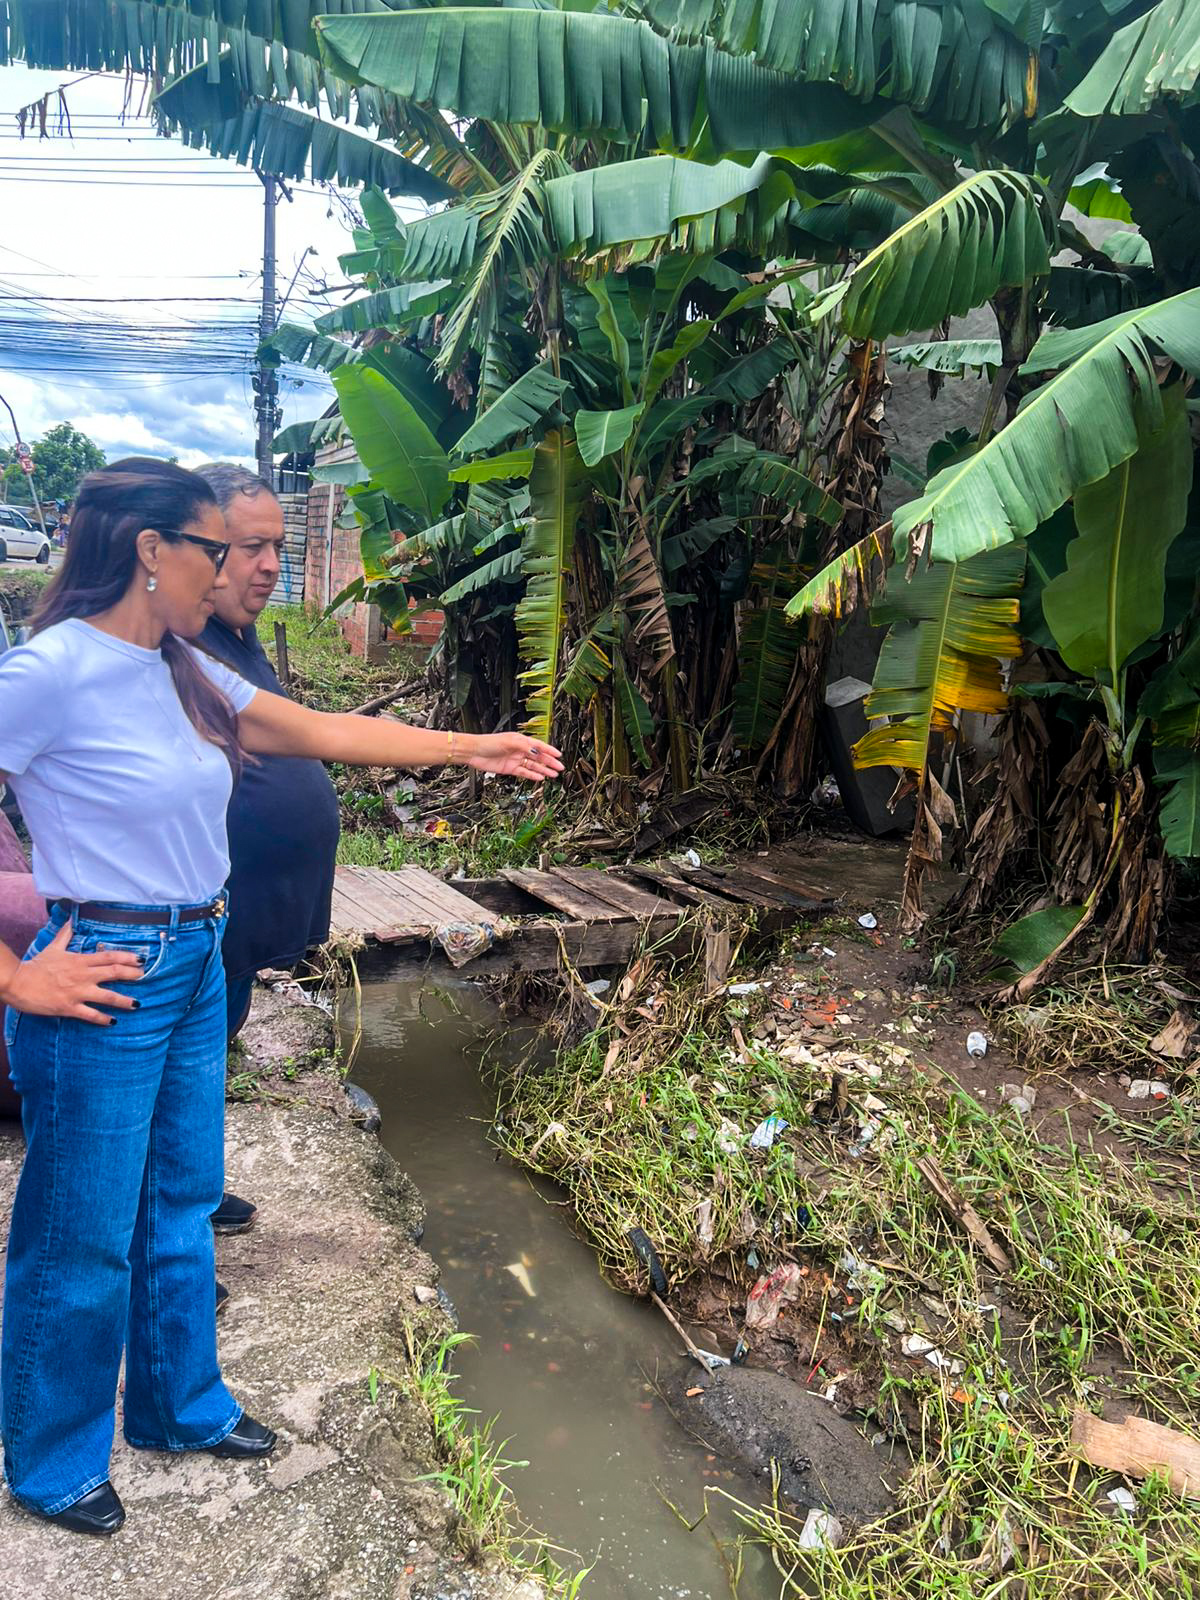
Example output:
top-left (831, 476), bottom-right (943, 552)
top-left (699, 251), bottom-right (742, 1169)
top-left (0, 1040), bottom-right (538, 1600)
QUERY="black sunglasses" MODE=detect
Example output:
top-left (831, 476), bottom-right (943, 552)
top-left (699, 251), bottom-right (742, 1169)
top-left (157, 528), bottom-right (231, 573)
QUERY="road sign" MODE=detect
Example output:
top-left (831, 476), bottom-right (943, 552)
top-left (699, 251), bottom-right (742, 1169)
top-left (18, 456), bottom-right (33, 475)
top-left (14, 441), bottom-right (30, 460)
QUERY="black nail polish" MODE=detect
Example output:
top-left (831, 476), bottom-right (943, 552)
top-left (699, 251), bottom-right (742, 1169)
top-left (108, 1017), bottom-right (118, 1027)
top-left (131, 1000), bottom-right (141, 1010)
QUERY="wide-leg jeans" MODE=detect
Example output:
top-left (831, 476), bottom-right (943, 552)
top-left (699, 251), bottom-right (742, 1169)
top-left (1, 901), bottom-right (241, 1515)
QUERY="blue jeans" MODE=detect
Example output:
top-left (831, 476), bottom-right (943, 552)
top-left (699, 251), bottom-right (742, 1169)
top-left (1, 903), bottom-right (241, 1514)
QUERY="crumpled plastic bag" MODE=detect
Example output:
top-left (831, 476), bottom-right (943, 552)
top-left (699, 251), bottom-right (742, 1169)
top-left (435, 919), bottom-right (511, 967)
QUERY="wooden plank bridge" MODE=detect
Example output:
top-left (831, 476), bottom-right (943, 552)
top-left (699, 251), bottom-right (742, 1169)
top-left (328, 844), bottom-right (858, 977)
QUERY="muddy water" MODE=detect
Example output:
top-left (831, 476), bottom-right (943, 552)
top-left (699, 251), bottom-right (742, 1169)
top-left (345, 979), bottom-right (775, 1600)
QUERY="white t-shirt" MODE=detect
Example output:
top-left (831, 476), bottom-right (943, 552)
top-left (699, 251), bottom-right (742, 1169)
top-left (0, 617), bottom-right (258, 905)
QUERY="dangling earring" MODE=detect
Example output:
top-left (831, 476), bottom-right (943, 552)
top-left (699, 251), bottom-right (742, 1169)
top-left (146, 574), bottom-right (158, 593)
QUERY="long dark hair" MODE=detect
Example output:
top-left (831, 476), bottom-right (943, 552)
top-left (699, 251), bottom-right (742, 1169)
top-left (34, 457), bottom-right (242, 773)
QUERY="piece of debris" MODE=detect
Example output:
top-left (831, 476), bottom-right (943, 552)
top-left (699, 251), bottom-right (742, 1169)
top-left (744, 1264), bottom-right (806, 1331)
top-left (1071, 1409), bottom-right (1200, 1499)
top-left (999, 1082), bottom-right (1037, 1116)
top-left (1127, 1079), bottom-right (1171, 1101)
top-left (857, 912), bottom-right (878, 930)
top-left (1107, 1487), bottom-right (1138, 1516)
top-left (917, 1156), bottom-right (1012, 1272)
top-left (727, 981), bottom-right (764, 996)
top-left (716, 1117), bottom-right (743, 1155)
top-left (628, 1227), bottom-right (669, 1294)
top-left (847, 1118), bottom-right (881, 1158)
top-left (696, 1198), bottom-right (715, 1246)
top-left (413, 1285), bottom-right (439, 1306)
top-left (749, 1113), bottom-right (789, 1150)
top-left (1148, 1008), bottom-right (1198, 1059)
top-left (966, 1031), bottom-right (989, 1058)
top-left (585, 978), bottom-right (612, 997)
top-left (504, 1262), bottom-right (536, 1298)
top-left (683, 848), bottom-right (702, 868)
top-left (797, 1509), bottom-right (844, 1550)
top-left (685, 1386), bottom-right (705, 1398)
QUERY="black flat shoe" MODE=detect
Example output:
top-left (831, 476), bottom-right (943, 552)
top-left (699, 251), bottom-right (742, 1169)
top-left (216, 1279), bottom-right (229, 1315)
top-left (39, 1481), bottom-right (125, 1536)
top-left (209, 1415), bottom-right (277, 1459)
top-left (211, 1191), bottom-right (257, 1235)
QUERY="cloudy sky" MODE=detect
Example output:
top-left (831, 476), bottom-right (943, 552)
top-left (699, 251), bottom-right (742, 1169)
top-left (0, 63), bottom-right (387, 470)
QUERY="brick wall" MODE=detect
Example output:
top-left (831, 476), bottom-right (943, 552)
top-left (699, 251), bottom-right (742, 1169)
top-left (306, 444), bottom-right (445, 661)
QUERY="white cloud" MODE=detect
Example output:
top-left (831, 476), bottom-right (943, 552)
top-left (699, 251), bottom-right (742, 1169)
top-left (0, 65), bottom-right (348, 468)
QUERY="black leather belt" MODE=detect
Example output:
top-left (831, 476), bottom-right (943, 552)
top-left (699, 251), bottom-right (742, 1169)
top-left (50, 896), bottom-right (226, 926)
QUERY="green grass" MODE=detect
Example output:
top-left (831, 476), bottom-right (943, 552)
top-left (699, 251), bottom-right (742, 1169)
top-left (494, 977), bottom-right (1200, 1596)
top-left (379, 1326), bottom-right (587, 1598)
top-left (256, 603), bottom-right (405, 711)
top-left (337, 800), bottom-right (557, 877)
top-left (0, 566), bottom-right (52, 622)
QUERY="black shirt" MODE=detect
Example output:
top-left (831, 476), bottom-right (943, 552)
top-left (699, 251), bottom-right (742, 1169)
top-left (198, 617), bottom-right (341, 981)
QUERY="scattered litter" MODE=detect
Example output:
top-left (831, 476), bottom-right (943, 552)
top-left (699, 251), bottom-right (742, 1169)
top-left (526, 1120), bottom-right (567, 1162)
top-left (744, 1264), bottom-right (806, 1331)
top-left (504, 1263), bottom-right (536, 1298)
top-left (1107, 1487), bottom-right (1137, 1516)
top-left (727, 981), bottom-right (764, 996)
top-left (685, 1386), bottom-right (705, 1398)
top-left (840, 1251), bottom-right (886, 1295)
top-left (1127, 1079), bottom-right (1171, 1101)
top-left (696, 1199), bottom-right (715, 1246)
top-left (732, 1336), bottom-right (749, 1364)
top-left (716, 1117), bottom-right (743, 1155)
top-left (682, 1122), bottom-right (699, 1143)
top-left (413, 1285), bottom-right (439, 1306)
top-left (584, 978), bottom-right (611, 997)
top-left (796, 1510), bottom-right (844, 1551)
top-left (628, 1227), bottom-right (670, 1295)
top-left (1000, 1082), bottom-right (1037, 1116)
top-left (857, 912), bottom-right (878, 930)
top-left (848, 1118), bottom-right (880, 1158)
top-left (966, 1031), bottom-right (989, 1058)
top-left (698, 1349), bottom-right (732, 1370)
top-left (437, 919), bottom-right (509, 967)
top-left (902, 1334), bottom-right (938, 1356)
top-left (684, 848), bottom-right (702, 868)
top-left (1071, 1408), bottom-right (1200, 1498)
top-left (823, 946), bottom-right (837, 959)
top-left (881, 1310), bottom-right (908, 1333)
top-left (749, 1113), bottom-right (790, 1150)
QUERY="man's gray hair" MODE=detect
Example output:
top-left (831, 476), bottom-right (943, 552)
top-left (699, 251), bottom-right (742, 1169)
top-left (193, 461), bottom-right (276, 511)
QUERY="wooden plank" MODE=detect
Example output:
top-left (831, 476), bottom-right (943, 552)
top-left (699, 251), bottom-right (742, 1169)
top-left (727, 860), bottom-right (834, 910)
top-left (500, 868), bottom-right (627, 922)
top-left (682, 864), bottom-right (791, 910)
top-left (392, 866), bottom-right (497, 925)
top-left (358, 914), bottom-right (695, 977)
top-left (620, 864), bottom-right (733, 912)
top-left (339, 867), bottom-right (418, 927)
top-left (547, 866), bottom-right (679, 919)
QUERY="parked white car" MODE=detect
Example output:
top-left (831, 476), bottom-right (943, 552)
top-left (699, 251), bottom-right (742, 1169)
top-left (0, 505), bottom-right (51, 564)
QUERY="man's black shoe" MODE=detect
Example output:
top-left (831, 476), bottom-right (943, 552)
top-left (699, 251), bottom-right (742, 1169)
top-left (216, 1279), bottom-right (229, 1315)
top-left (209, 1415), bottom-right (277, 1459)
top-left (211, 1191), bottom-right (257, 1234)
top-left (39, 1481), bottom-right (125, 1536)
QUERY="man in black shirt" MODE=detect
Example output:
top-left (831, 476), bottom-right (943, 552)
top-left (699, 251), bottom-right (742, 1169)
top-left (195, 463), bottom-right (342, 1243)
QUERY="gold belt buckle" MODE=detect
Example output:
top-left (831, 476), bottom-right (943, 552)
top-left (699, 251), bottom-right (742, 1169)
top-left (212, 895), bottom-right (227, 918)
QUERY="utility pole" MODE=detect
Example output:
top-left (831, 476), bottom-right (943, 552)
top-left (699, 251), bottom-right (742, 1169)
top-left (0, 390), bottom-right (48, 538)
top-left (253, 171), bottom-right (281, 486)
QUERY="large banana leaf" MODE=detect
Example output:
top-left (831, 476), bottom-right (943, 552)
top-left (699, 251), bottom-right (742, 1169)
top-left (853, 545), bottom-right (1027, 772)
top-left (889, 339), bottom-right (1004, 376)
top-left (156, 67), bottom-right (454, 199)
top-left (315, 283), bottom-right (450, 335)
top-left (811, 169), bottom-right (1056, 342)
top-left (560, 608), bottom-right (616, 704)
top-left (331, 365), bottom-right (451, 525)
top-left (641, 0), bottom-right (1034, 131)
top-left (1066, 0), bottom-right (1200, 116)
top-left (576, 406), bottom-right (645, 468)
top-left (544, 154), bottom-right (781, 255)
top-left (273, 412), bottom-right (344, 454)
top-left (1040, 387), bottom-right (1193, 684)
top-left (1155, 749), bottom-right (1200, 859)
top-left (313, 7), bottom-right (876, 158)
top-left (882, 288), bottom-right (1200, 567)
top-left (516, 430), bottom-right (588, 741)
top-left (454, 364), bottom-right (571, 456)
top-left (733, 553), bottom-right (799, 752)
top-left (439, 547), bottom-right (525, 605)
top-left (738, 458), bottom-right (843, 525)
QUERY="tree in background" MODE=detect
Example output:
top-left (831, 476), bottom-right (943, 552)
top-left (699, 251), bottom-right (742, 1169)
top-left (2, 422), bottom-right (106, 505)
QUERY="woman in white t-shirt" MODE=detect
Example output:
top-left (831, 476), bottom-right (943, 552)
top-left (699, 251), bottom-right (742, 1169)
top-left (0, 458), bottom-right (561, 1535)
